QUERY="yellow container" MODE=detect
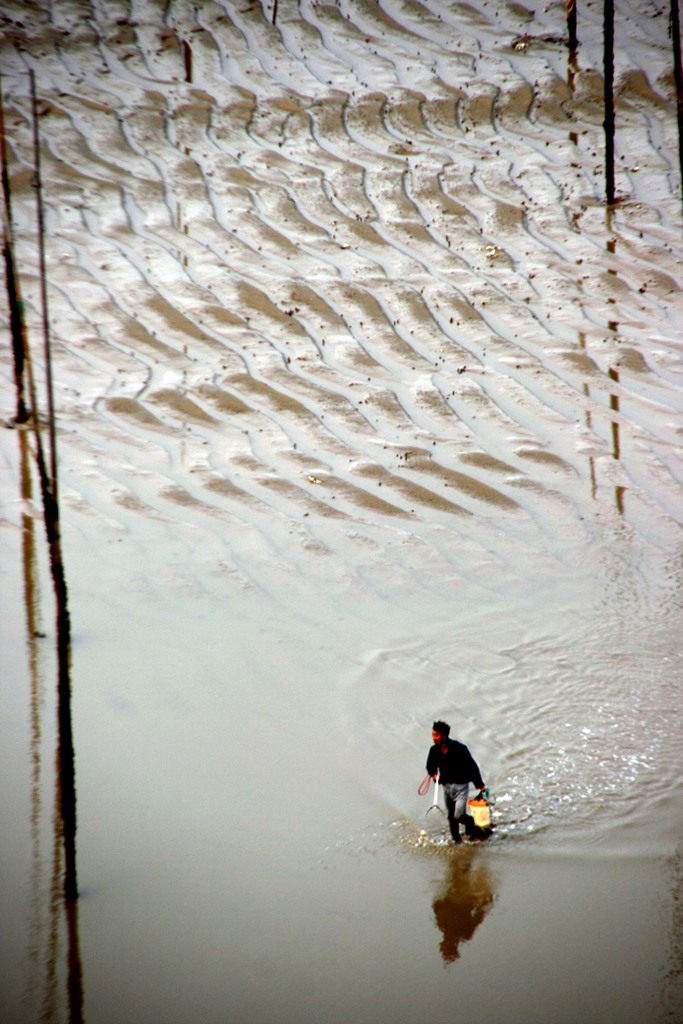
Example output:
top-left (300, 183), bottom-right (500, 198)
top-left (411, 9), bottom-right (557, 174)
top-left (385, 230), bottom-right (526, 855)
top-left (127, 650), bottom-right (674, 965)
top-left (468, 798), bottom-right (491, 829)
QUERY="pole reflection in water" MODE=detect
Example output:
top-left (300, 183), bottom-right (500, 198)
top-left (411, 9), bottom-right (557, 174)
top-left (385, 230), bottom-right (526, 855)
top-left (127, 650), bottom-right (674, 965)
top-left (21, 425), bottom-right (50, 1007)
top-left (431, 847), bottom-right (495, 964)
top-left (608, 367), bottom-right (625, 516)
top-left (16, 427), bottom-right (85, 1023)
top-left (48, 752), bottom-right (85, 1024)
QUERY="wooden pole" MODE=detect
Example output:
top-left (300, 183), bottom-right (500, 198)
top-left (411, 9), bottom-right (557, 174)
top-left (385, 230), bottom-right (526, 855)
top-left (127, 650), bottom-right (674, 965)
top-left (31, 78), bottom-right (78, 903)
top-left (182, 39), bottom-right (192, 83)
top-left (0, 72), bottom-right (29, 422)
top-left (2, 70), bottom-right (78, 904)
top-left (604, 0), bottom-right (616, 204)
top-left (567, 0), bottom-right (578, 51)
top-left (30, 71), bottom-right (59, 500)
top-left (671, 0), bottom-right (683, 212)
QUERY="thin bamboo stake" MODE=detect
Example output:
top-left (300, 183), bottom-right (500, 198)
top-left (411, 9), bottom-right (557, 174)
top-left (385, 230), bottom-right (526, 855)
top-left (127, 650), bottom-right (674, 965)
top-left (567, 0), bottom-right (578, 51)
top-left (30, 70), bottom-right (58, 501)
top-left (182, 39), bottom-right (192, 83)
top-left (0, 72), bottom-right (29, 422)
top-left (671, 0), bottom-right (683, 212)
top-left (1, 69), bottom-right (78, 904)
top-left (604, 0), bottom-right (616, 204)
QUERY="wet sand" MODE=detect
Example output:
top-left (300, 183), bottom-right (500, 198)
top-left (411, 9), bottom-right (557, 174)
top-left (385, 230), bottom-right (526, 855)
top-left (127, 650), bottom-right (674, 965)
top-left (1, 1), bottom-right (683, 1022)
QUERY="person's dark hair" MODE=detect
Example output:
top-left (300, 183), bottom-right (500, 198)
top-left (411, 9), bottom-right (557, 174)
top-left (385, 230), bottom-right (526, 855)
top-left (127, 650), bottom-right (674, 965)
top-left (433, 720), bottom-right (450, 737)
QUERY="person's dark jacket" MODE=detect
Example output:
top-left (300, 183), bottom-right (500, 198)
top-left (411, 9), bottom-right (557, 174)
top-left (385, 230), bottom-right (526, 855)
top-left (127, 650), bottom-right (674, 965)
top-left (426, 738), bottom-right (484, 789)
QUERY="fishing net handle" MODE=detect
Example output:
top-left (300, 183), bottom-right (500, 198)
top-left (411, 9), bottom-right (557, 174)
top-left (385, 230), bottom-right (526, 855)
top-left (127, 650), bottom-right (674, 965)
top-left (417, 774), bottom-right (432, 796)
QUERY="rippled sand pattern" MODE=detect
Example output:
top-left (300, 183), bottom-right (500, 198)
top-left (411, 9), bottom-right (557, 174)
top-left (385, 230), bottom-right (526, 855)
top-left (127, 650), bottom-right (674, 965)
top-left (2, 0), bottom-right (682, 590)
top-left (2, 4), bottom-right (683, 1023)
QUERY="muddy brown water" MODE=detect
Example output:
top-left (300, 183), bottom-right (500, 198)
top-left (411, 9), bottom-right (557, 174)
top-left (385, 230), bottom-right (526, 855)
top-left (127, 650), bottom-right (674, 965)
top-left (1, 1), bottom-right (682, 1022)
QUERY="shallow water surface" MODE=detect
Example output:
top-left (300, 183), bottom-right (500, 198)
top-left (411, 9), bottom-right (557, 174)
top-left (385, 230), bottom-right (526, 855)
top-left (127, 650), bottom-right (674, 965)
top-left (1, 1), bottom-right (682, 1022)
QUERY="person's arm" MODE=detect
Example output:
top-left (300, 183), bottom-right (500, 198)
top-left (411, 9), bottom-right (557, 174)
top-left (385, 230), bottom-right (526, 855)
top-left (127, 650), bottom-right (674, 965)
top-left (467, 749), bottom-right (484, 790)
top-left (426, 745), bottom-right (438, 779)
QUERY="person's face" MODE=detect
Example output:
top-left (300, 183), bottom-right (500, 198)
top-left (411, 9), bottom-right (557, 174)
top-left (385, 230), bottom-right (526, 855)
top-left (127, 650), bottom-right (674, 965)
top-left (432, 729), bottom-right (444, 745)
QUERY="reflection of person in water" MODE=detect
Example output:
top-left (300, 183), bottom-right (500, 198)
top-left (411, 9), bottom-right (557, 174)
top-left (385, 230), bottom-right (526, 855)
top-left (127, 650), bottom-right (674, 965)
top-left (432, 846), bottom-right (494, 963)
top-left (426, 721), bottom-right (486, 844)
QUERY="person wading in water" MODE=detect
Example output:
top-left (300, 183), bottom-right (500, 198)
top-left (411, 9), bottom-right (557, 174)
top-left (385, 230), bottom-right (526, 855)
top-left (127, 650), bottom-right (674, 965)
top-left (427, 721), bottom-right (486, 844)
